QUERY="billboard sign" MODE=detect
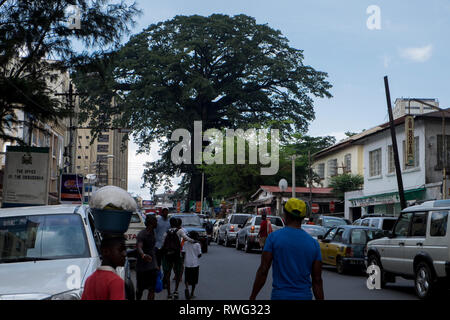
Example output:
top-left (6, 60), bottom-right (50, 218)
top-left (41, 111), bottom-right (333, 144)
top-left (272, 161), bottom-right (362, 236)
top-left (2, 146), bottom-right (50, 207)
top-left (60, 173), bottom-right (83, 203)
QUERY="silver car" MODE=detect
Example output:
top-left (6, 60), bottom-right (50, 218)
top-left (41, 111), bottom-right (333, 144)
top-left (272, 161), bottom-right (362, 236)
top-left (217, 213), bottom-right (252, 247)
top-left (235, 215), bottom-right (285, 252)
top-left (0, 205), bottom-right (100, 299)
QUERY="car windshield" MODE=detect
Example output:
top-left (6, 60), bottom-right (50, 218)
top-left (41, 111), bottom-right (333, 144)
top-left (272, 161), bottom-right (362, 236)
top-left (178, 215), bottom-right (202, 227)
top-left (302, 225), bottom-right (325, 236)
top-left (324, 218), bottom-right (348, 228)
top-left (255, 216), bottom-right (283, 226)
top-left (130, 213), bottom-right (141, 223)
top-left (230, 215), bottom-right (250, 225)
top-left (0, 214), bottom-right (89, 263)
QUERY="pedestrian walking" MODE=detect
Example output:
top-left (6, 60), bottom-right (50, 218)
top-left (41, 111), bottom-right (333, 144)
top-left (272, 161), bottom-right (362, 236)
top-left (81, 235), bottom-right (127, 300)
top-left (136, 215), bottom-right (158, 300)
top-left (182, 231), bottom-right (202, 300)
top-left (258, 213), bottom-right (273, 248)
top-left (250, 198), bottom-right (324, 300)
top-left (155, 208), bottom-right (171, 268)
top-left (161, 217), bottom-right (195, 300)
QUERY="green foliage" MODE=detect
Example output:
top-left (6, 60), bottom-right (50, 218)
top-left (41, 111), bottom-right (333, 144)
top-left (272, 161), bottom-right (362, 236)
top-left (0, 0), bottom-right (140, 143)
top-left (203, 135), bottom-right (336, 200)
top-left (329, 173), bottom-right (364, 200)
top-left (74, 14), bottom-right (332, 197)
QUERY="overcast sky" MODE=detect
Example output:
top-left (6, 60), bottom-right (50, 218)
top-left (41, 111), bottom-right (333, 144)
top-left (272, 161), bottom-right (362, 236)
top-left (126, 0), bottom-right (450, 199)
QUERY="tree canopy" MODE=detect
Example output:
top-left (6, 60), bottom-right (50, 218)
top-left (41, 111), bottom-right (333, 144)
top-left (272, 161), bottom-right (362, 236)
top-left (0, 0), bottom-right (140, 143)
top-left (329, 173), bottom-right (364, 200)
top-left (73, 14), bottom-right (333, 201)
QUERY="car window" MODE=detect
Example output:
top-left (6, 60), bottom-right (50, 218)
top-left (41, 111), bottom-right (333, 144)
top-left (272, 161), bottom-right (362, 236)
top-left (332, 228), bottom-right (345, 242)
top-left (244, 217), bottom-right (253, 228)
top-left (230, 215), bottom-right (250, 225)
top-left (323, 218), bottom-right (347, 228)
top-left (350, 229), bottom-right (368, 244)
top-left (361, 219), bottom-right (370, 226)
top-left (394, 212), bottom-right (413, 237)
top-left (267, 217), bottom-right (284, 227)
top-left (0, 214), bottom-right (89, 262)
top-left (409, 212), bottom-right (428, 237)
top-left (130, 213), bottom-right (141, 223)
top-left (382, 219), bottom-right (396, 231)
top-left (430, 211), bottom-right (448, 237)
top-left (324, 228), bottom-right (336, 240)
top-left (370, 219), bottom-right (379, 228)
top-left (179, 215), bottom-right (202, 227)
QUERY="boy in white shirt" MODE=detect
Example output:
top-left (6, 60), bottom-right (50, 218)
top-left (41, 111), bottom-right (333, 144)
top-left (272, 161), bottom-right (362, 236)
top-left (182, 231), bottom-right (202, 300)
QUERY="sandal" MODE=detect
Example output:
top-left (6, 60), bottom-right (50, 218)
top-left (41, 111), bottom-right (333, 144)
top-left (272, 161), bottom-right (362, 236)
top-left (173, 291), bottom-right (179, 300)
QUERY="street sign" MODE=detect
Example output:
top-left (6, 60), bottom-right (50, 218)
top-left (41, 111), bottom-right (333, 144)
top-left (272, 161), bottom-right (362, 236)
top-left (2, 146), bottom-right (50, 207)
top-left (405, 116), bottom-right (415, 166)
top-left (330, 201), bottom-right (335, 213)
top-left (311, 203), bottom-right (320, 214)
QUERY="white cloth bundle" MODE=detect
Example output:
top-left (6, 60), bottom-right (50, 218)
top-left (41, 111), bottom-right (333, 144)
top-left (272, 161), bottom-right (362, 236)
top-left (89, 185), bottom-right (137, 212)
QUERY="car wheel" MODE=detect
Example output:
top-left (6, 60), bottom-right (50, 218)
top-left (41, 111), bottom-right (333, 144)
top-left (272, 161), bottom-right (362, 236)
top-left (414, 262), bottom-right (438, 300)
top-left (244, 238), bottom-right (251, 253)
top-left (336, 257), bottom-right (346, 275)
top-left (224, 235), bottom-right (229, 247)
top-left (367, 254), bottom-right (387, 288)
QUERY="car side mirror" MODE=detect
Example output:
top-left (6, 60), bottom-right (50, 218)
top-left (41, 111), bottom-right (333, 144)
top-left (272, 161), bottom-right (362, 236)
top-left (387, 230), bottom-right (395, 238)
top-left (317, 235), bottom-right (324, 240)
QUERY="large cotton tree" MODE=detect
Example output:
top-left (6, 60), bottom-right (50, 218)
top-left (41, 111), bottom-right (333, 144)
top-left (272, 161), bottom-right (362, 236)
top-left (74, 14), bottom-right (332, 204)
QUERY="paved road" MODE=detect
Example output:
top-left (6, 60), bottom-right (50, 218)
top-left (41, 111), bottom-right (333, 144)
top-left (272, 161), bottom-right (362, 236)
top-left (131, 242), bottom-right (418, 300)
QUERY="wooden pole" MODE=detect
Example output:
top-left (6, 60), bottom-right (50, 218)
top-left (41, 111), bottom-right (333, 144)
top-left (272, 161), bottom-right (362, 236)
top-left (384, 76), bottom-right (407, 210)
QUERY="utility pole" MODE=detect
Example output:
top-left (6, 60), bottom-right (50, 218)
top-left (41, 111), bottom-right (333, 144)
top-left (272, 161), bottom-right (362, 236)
top-left (384, 76), bottom-right (407, 210)
top-left (308, 151), bottom-right (313, 219)
top-left (291, 155), bottom-right (297, 198)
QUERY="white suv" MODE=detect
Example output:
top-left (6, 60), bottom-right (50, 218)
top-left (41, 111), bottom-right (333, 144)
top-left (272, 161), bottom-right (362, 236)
top-left (366, 200), bottom-right (450, 299)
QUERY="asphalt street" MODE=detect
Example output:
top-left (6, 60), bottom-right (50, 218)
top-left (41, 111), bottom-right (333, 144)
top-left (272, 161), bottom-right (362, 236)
top-left (131, 242), bottom-right (418, 300)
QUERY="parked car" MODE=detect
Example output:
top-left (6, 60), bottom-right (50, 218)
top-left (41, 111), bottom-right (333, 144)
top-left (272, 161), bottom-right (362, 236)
top-left (218, 213), bottom-right (253, 247)
top-left (212, 219), bottom-right (224, 242)
top-left (314, 215), bottom-right (350, 230)
top-left (124, 212), bottom-right (146, 249)
top-left (366, 200), bottom-right (450, 299)
top-left (354, 216), bottom-right (397, 233)
top-left (172, 213), bottom-right (209, 253)
top-left (317, 225), bottom-right (385, 274)
top-left (0, 204), bottom-right (135, 300)
top-left (235, 215), bottom-right (285, 252)
top-left (301, 224), bottom-right (327, 239)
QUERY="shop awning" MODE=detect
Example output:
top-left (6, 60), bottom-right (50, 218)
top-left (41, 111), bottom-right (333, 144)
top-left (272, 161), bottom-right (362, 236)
top-left (349, 187), bottom-right (426, 207)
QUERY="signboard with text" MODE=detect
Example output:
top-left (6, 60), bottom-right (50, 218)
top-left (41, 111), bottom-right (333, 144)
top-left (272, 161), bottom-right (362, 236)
top-left (60, 173), bottom-right (83, 203)
top-left (2, 146), bottom-right (50, 207)
top-left (405, 115), bottom-right (415, 167)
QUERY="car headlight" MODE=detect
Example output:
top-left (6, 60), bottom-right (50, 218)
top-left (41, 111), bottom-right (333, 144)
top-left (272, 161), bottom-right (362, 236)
top-left (50, 289), bottom-right (83, 300)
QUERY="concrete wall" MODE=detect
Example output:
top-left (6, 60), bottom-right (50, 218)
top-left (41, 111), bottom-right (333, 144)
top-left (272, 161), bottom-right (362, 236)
top-left (362, 120), bottom-right (426, 196)
top-left (313, 145), bottom-right (364, 187)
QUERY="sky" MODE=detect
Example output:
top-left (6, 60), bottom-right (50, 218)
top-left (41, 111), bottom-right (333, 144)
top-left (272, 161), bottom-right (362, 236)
top-left (125, 0), bottom-right (450, 199)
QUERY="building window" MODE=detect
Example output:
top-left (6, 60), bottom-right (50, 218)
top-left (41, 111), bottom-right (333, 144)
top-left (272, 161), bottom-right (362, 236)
top-left (86, 136), bottom-right (89, 139)
top-left (344, 154), bottom-right (351, 173)
top-left (85, 146), bottom-right (89, 149)
top-left (369, 148), bottom-right (381, 177)
top-left (436, 135), bottom-right (450, 169)
top-left (98, 134), bottom-right (109, 143)
top-left (77, 156), bottom-right (81, 159)
top-left (388, 145), bottom-right (395, 174)
top-left (316, 163), bottom-right (325, 179)
top-left (78, 146), bottom-right (81, 149)
top-left (402, 136), bottom-right (419, 169)
top-left (78, 136), bottom-right (82, 139)
top-left (327, 159), bottom-right (337, 177)
top-left (85, 156), bottom-right (88, 159)
top-left (97, 144), bottom-right (109, 153)
top-left (77, 166), bottom-right (81, 170)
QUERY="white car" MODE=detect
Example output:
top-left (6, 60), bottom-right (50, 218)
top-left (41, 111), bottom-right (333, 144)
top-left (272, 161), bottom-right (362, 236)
top-left (0, 204), bottom-right (101, 300)
top-left (366, 200), bottom-right (450, 299)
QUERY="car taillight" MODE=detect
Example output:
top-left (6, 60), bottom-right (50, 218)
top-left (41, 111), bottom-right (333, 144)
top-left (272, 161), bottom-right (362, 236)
top-left (345, 247), bottom-right (353, 257)
top-left (250, 226), bottom-right (255, 232)
top-left (230, 225), bottom-right (234, 231)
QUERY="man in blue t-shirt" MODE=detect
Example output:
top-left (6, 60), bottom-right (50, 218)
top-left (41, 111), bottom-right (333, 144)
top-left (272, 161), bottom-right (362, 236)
top-left (250, 198), bottom-right (324, 300)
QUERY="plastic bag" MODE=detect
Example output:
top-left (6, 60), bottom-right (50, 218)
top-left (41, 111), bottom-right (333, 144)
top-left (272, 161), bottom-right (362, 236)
top-left (155, 270), bottom-right (163, 293)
